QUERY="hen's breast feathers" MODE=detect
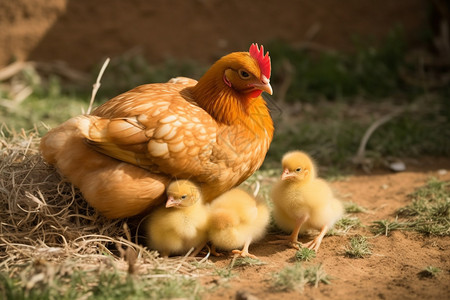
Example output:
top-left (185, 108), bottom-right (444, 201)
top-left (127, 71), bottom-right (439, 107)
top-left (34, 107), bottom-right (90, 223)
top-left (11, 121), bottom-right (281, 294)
top-left (84, 83), bottom-right (271, 191)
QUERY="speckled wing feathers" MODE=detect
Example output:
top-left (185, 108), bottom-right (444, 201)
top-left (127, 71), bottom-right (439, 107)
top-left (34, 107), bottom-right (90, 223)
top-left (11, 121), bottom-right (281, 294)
top-left (85, 83), bottom-right (221, 181)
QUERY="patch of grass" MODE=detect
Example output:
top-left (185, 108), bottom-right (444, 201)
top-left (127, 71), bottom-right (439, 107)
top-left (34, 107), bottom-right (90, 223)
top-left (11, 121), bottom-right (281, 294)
top-left (271, 263), bottom-right (330, 292)
top-left (295, 248), bottom-right (316, 262)
top-left (372, 179), bottom-right (450, 237)
top-left (367, 104), bottom-right (450, 159)
top-left (139, 276), bottom-right (202, 300)
top-left (418, 266), bottom-right (441, 278)
top-left (370, 219), bottom-right (410, 236)
top-left (0, 268), bottom-right (203, 300)
top-left (396, 178), bottom-right (450, 236)
top-left (213, 268), bottom-right (235, 279)
top-left (344, 201), bottom-right (367, 213)
top-left (0, 272), bottom-right (58, 300)
top-left (0, 94), bottom-right (90, 136)
top-left (268, 28), bottom-right (410, 102)
top-left (230, 257), bottom-right (266, 268)
top-left (344, 235), bottom-right (372, 258)
top-left (266, 111), bottom-right (366, 172)
top-left (327, 216), bottom-right (362, 236)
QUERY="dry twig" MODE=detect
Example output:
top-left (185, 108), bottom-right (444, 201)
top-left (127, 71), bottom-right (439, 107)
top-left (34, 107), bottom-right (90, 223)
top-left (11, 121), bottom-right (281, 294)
top-left (353, 109), bottom-right (404, 172)
top-left (87, 58), bottom-right (110, 114)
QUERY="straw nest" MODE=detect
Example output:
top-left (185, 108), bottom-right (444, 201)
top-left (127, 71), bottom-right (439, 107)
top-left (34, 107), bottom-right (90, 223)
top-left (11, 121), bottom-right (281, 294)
top-left (0, 126), bottom-right (211, 282)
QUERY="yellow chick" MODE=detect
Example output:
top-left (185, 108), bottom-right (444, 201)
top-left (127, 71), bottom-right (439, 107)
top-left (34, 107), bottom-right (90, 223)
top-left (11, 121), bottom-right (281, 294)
top-left (208, 188), bottom-right (270, 259)
top-left (271, 151), bottom-right (344, 252)
top-left (146, 180), bottom-right (208, 257)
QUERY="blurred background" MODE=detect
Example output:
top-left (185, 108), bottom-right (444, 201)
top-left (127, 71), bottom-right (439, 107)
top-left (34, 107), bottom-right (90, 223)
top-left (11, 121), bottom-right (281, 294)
top-left (0, 0), bottom-right (430, 68)
top-left (0, 0), bottom-right (449, 173)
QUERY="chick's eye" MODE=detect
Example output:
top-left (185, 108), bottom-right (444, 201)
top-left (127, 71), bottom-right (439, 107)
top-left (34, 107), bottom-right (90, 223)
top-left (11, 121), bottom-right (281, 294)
top-left (295, 168), bottom-right (302, 172)
top-left (238, 69), bottom-right (250, 79)
top-left (181, 195), bottom-right (187, 200)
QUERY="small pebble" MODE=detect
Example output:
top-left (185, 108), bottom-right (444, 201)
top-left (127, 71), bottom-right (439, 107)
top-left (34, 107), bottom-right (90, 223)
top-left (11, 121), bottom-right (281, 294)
top-left (389, 161), bottom-right (406, 172)
top-left (437, 169), bottom-right (447, 176)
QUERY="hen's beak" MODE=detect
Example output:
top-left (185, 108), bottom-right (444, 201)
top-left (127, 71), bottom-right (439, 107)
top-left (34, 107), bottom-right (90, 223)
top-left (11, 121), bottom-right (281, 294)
top-left (259, 82), bottom-right (273, 95)
top-left (255, 74), bottom-right (273, 95)
top-left (166, 196), bottom-right (180, 208)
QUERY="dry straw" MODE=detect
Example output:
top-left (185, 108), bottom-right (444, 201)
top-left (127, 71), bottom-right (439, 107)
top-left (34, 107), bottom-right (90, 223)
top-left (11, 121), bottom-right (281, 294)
top-left (0, 61), bottom-right (211, 282)
top-left (0, 126), bottom-right (210, 278)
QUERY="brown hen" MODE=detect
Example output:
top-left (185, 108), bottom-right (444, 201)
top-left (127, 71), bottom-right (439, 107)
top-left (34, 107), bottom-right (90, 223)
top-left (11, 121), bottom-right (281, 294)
top-left (40, 44), bottom-right (274, 218)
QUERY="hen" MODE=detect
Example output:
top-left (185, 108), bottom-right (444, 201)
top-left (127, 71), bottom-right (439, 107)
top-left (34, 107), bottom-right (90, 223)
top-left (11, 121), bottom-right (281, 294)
top-left (145, 180), bottom-right (208, 257)
top-left (271, 151), bottom-right (344, 252)
top-left (40, 44), bottom-right (274, 218)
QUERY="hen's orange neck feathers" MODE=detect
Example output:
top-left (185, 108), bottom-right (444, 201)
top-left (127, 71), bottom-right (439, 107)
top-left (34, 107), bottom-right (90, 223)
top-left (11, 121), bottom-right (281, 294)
top-left (189, 45), bottom-right (274, 139)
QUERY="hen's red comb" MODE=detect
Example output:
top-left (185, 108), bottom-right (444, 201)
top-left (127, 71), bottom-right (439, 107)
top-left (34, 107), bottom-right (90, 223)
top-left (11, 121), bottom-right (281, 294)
top-left (249, 43), bottom-right (271, 79)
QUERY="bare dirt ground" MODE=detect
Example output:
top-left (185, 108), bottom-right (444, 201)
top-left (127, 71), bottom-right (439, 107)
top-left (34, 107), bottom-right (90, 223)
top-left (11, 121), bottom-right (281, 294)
top-left (196, 158), bottom-right (450, 300)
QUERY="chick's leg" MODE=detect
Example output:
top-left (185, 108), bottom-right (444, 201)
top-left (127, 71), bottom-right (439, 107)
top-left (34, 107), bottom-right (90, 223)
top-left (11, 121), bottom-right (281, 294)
top-left (232, 238), bottom-right (257, 259)
top-left (270, 215), bottom-right (309, 249)
top-left (302, 225), bottom-right (328, 252)
top-left (190, 241), bottom-right (207, 257)
top-left (211, 244), bottom-right (224, 257)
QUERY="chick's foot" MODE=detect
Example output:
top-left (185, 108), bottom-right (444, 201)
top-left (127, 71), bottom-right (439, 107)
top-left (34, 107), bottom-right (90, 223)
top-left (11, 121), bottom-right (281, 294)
top-left (269, 235), bottom-right (301, 249)
top-left (231, 249), bottom-right (257, 259)
top-left (211, 245), bottom-right (224, 257)
top-left (301, 225), bottom-right (328, 252)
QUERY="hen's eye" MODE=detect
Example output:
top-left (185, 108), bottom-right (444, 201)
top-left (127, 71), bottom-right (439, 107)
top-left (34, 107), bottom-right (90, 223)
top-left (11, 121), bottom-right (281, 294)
top-left (239, 69), bottom-right (250, 79)
top-left (295, 168), bottom-right (302, 172)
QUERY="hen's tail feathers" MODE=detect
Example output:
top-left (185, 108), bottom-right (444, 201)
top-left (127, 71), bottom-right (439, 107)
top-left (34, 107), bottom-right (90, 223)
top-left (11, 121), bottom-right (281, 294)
top-left (39, 115), bottom-right (170, 219)
top-left (40, 115), bottom-right (92, 164)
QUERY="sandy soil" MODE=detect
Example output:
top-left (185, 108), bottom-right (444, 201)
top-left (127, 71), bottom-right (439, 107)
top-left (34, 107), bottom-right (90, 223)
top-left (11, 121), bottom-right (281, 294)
top-left (196, 158), bottom-right (450, 299)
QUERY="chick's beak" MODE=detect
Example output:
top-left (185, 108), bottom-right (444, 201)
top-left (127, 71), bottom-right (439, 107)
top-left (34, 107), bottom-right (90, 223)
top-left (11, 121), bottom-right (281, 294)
top-left (281, 169), bottom-right (292, 180)
top-left (165, 196), bottom-right (179, 208)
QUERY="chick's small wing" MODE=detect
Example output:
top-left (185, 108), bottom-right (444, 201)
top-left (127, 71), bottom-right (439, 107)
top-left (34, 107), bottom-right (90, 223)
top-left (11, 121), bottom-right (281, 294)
top-left (85, 84), bottom-right (219, 179)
